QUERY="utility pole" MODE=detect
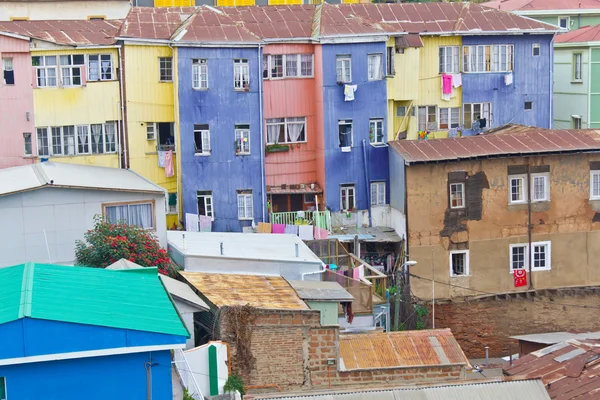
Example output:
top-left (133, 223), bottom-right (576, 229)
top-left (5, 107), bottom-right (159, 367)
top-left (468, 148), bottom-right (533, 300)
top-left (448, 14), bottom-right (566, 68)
top-left (394, 259), bottom-right (417, 331)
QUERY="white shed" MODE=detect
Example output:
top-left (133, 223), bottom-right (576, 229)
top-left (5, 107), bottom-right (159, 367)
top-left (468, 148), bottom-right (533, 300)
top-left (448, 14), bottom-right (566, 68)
top-left (0, 162), bottom-right (167, 267)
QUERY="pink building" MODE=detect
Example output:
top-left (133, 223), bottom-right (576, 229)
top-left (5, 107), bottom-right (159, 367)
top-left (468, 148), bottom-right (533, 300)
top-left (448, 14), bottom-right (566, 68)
top-left (0, 32), bottom-right (35, 168)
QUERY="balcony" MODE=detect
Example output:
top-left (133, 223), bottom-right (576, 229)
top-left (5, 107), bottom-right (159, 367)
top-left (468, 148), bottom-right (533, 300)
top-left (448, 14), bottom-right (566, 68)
top-left (270, 210), bottom-right (331, 231)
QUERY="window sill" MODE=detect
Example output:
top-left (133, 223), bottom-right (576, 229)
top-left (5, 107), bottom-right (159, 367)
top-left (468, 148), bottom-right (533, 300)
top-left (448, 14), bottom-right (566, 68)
top-left (159, 81), bottom-right (173, 83)
top-left (234, 89), bottom-right (250, 92)
top-left (450, 274), bottom-right (471, 278)
top-left (340, 146), bottom-right (352, 153)
top-left (590, 197), bottom-right (600, 201)
top-left (194, 152), bottom-right (211, 157)
top-left (449, 206), bottom-right (466, 210)
top-left (510, 268), bottom-right (551, 274)
top-left (193, 87), bottom-right (209, 91)
top-left (571, 80), bottom-right (583, 84)
top-left (236, 152), bottom-right (251, 156)
top-left (238, 218), bottom-right (253, 221)
top-left (369, 143), bottom-right (388, 148)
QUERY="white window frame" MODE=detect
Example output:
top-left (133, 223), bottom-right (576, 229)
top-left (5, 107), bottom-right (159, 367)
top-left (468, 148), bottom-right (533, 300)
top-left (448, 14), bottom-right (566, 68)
top-left (573, 53), bottom-right (583, 82)
top-left (2, 57), bottom-right (14, 85)
top-left (338, 120), bottom-right (353, 149)
top-left (439, 107), bottom-right (460, 129)
top-left (590, 170), bottom-right (600, 200)
top-left (509, 174), bottom-right (527, 204)
top-left (233, 59), bottom-right (249, 90)
top-left (449, 182), bottom-right (465, 209)
top-left (386, 46), bottom-right (395, 76)
top-left (23, 132), bottom-right (32, 156)
top-left (336, 55), bottom-right (352, 83)
top-left (237, 192), bottom-right (253, 220)
top-left (235, 126), bottom-right (250, 155)
top-left (370, 181), bottom-right (386, 206)
top-left (265, 117), bottom-right (307, 144)
top-left (59, 54), bottom-right (84, 87)
top-left (369, 118), bottom-right (385, 145)
top-left (532, 43), bottom-right (540, 57)
top-left (87, 54), bottom-right (112, 81)
top-left (509, 243), bottom-right (528, 273)
top-left (104, 122), bottom-right (117, 153)
top-left (192, 59), bottom-right (208, 89)
top-left (263, 54), bottom-right (314, 80)
top-left (197, 191), bottom-right (214, 220)
top-left (194, 124), bottom-right (211, 156)
top-left (439, 46), bottom-right (460, 74)
top-left (146, 122), bottom-right (156, 141)
top-left (367, 53), bottom-right (383, 81)
top-left (33, 55), bottom-right (57, 88)
top-left (159, 57), bottom-right (173, 82)
top-left (449, 250), bottom-right (469, 277)
top-left (103, 201), bottom-right (155, 230)
top-left (530, 173), bottom-right (549, 202)
top-left (340, 184), bottom-right (356, 211)
top-left (573, 115), bottom-right (582, 129)
top-left (36, 127), bottom-right (49, 156)
top-left (532, 241), bottom-right (551, 271)
top-left (463, 44), bottom-right (513, 73)
top-left (559, 16), bottom-right (570, 29)
top-left (463, 102), bottom-right (492, 130)
top-left (36, 124), bottom-right (116, 157)
top-left (417, 105), bottom-right (437, 131)
top-left (396, 106), bottom-right (407, 117)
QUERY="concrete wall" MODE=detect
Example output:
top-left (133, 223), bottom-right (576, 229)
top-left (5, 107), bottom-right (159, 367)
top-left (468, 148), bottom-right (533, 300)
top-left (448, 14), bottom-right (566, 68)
top-left (175, 299), bottom-right (198, 349)
top-left (0, 187), bottom-right (166, 267)
top-left (0, 1), bottom-right (131, 21)
top-left (405, 153), bottom-right (600, 300)
top-left (553, 46), bottom-right (590, 129)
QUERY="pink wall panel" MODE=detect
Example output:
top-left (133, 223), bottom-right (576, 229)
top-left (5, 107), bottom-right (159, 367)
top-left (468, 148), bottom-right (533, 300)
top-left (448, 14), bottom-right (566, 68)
top-left (313, 45), bottom-right (326, 202)
top-left (0, 35), bottom-right (35, 168)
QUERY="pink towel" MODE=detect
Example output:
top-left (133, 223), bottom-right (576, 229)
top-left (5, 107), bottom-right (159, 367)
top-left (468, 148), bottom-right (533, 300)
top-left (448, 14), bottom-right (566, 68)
top-left (165, 150), bottom-right (174, 178)
top-left (314, 227), bottom-right (329, 239)
top-left (442, 74), bottom-right (452, 94)
top-left (272, 224), bottom-right (285, 234)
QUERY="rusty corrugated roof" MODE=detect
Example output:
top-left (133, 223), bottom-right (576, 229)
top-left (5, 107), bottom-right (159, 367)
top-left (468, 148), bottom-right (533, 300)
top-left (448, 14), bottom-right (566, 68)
top-left (0, 19), bottom-right (122, 46)
top-left (119, 7), bottom-right (196, 40)
top-left (173, 7), bottom-right (260, 44)
top-left (389, 125), bottom-right (600, 164)
top-left (180, 271), bottom-right (309, 310)
top-left (339, 329), bottom-right (469, 371)
top-left (485, 0), bottom-right (600, 12)
top-left (555, 25), bottom-right (600, 43)
top-left (504, 340), bottom-right (600, 399)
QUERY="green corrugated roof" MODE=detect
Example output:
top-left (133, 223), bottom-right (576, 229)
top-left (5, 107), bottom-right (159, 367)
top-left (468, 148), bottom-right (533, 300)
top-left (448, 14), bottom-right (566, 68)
top-left (0, 263), bottom-right (188, 338)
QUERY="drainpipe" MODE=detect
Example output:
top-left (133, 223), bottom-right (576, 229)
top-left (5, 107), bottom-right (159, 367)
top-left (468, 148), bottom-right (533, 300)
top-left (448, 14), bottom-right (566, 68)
top-left (527, 160), bottom-right (533, 290)
top-left (118, 45), bottom-right (128, 169)
top-left (362, 139), bottom-right (372, 227)
top-left (301, 263), bottom-right (327, 280)
top-left (549, 37), bottom-right (553, 128)
top-left (258, 44), bottom-right (266, 223)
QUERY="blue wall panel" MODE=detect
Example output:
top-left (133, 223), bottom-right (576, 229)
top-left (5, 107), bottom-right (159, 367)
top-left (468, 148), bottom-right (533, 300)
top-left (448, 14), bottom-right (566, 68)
top-left (178, 47), bottom-right (264, 232)
top-left (461, 35), bottom-right (554, 135)
top-left (0, 350), bottom-right (172, 400)
top-left (321, 42), bottom-right (389, 212)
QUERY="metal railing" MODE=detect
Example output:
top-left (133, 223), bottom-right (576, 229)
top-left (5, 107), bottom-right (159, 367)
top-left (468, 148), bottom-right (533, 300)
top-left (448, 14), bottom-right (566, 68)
top-left (349, 253), bottom-right (388, 301)
top-left (270, 210), bottom-right (331, 231)
top-left (173, 348), bottom-right (204, 400)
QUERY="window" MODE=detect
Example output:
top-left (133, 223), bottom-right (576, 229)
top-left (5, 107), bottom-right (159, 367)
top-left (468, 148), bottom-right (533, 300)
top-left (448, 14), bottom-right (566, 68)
top-left (169, 193), bottom-right (178, 214)
top-left (463, 44), bottom-right (513, 73)
top-left (63, 126), bottom-right (75, 155)
top-left (573, 53), bottom-right (582, 81)
top-left (369, 119), bottom-right (385, 145)
top-left (90, 124), bottom-right (105, 154)
top-left (370, 182), bottom-right (386, 206)
top-left (590, 170), bottom-right (600, 200)
top-left (338, 120), bottom-right (352, 148)
top-left (464, 103), bottom-right (492, 130)
top-left (88, 54), bottom-right (112, 81)
top-left (531, 173), bottom-right (549, 202)
top-left (51, 127), bottom-right (62, 155)
top-left (159, 57), bottom-right (172, 82)
top-left (367, 53), bottom-right (383, 81)
top-left (35, 124), bottom-right (115, 156)
top-left (509, 175), bottom-right (526, 204)
top-left (559, 16), bottom-right (570, 29)
top-left (36, 128), bottom-right (49, 156)
top-left (386, 47), bottom-right (395, 75)
top-left (146, 123), bottom-right (156, 140)
top-left (60, 55), bottom-right (84, 86)
top-left (266, 117), bottom-right (306, 144)
top-left (192, 59), bottom-right (208, 89)
top-left (440, 107), bottom-right (460, 129)
top-left (104, 202), bottom-right (154, 229)
top-left (524, 101), bottom-right (533, 111)
top-left (532, 43), bottom-right (540, 57)
top-left (532, 241), bottom-right (551, 270)
top-left (23, 132), bottom-right (32, 155)
top-left (340, 184), bottom-right (355, 211)
top-left (237, 191), bottom-right (253, 220)
top-left (449, 250), bottom-right (469, 276)
top-left (77, 125), bottom-right (90, 154)
top-left (32, 55), bottom-right (57, 87)
top-left (0, 376), bottom-right (5, 400)
top-left (235, 124), bottom-right (250, 154)
top-left (270, 55), bottom-right (284, 78)
top-left (197, 191), bottom-right (214, 219)
top-left (2, 57), bottom-right (14, 85)
top-left (336, 55), bottom-right (352, 83)
top-left (573, 116), bottom-right (582, 129)
top-left (104, 122), bottom-right (116, 153)
top-left (396, 106), bottom-right (407, 117)
top-left (194, 124), bottom-right (210, 155)
top-left (417, 106), bottom-right (437, 131)
top-left (439, 46), bottom-right (460, 74)
top-left (449, 182), bottom-right (465, 209)
top-left (156, 123), bottom-right (175, 151)
top-left (510, 244), bottom-right (527, 272)
top-left (233, 59), bottom-right (249, 90)
top-left (262, 54), bottom-right (313, 79)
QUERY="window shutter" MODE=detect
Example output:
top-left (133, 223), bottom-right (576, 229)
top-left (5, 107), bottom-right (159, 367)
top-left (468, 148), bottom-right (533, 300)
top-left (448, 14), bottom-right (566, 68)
top-left (80, 65), bottom-right (87, 87)
top-left (32, 68), bottom-right (38, 88)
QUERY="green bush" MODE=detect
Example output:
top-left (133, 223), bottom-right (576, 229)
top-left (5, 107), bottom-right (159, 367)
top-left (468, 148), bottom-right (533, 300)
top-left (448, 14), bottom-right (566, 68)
top-left (223, 375), bottom-right (246, 396)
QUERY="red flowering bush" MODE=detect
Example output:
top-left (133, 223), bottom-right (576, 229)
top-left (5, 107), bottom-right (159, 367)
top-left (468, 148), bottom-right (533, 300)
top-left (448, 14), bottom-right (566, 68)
top-left (75, 216), bottom-right (180, 278)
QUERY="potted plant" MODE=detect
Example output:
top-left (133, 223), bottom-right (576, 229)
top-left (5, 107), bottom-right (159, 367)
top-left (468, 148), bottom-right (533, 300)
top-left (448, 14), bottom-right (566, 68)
top-left (243, 83), bottom-right (250, 91)
top-left (265, 144), bottom-right (290, 154)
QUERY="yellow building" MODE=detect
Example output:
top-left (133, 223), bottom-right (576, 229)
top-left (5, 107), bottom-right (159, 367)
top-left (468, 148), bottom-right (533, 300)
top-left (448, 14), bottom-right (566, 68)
top-left (387, 35), bottom-right (462, 141)
top-left (153, 0), bottom-right (363, 7)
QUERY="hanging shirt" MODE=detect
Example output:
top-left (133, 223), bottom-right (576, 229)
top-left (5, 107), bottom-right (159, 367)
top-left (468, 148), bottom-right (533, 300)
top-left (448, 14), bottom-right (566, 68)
top-left (344, 84), bottom-right (358, 101)
top-left (164, 150), bottom-right (174, 178)
top-left (452, 73), bottom-right (462, 88)
top-left (504, 73), bottom-right (513, 86)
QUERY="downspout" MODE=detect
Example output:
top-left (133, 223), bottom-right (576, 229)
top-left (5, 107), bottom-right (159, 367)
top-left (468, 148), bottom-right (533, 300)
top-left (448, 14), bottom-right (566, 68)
top-left (549, 36), bottom-right (553, 128)
top-left (527, 161), bottom-right (533, 290)
top-left (118, 45), bottom-right (128, 169)
top-left (362, 139), bottom-right (372, 227)
top-left (169, 42), bottom-right (181, 226)
top-left (588, 47), bottom-right (592, 128)
top-left (404, 161), bottom-right (409, 257)
top-left (301, 263), bottom-right (327, 280)
top-left (258, 44), bottom-right (266, 223)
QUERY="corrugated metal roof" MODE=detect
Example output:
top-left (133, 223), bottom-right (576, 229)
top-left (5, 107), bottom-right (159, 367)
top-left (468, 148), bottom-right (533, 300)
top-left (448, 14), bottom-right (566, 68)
top-left (180, 272), bottom-right (309, 310)
top-left (389, 125), bottom-right (600, 164)
top-left (167, 231), bottom-right (322, 264)
top-left (0, 162), bottom-right (165, 197)
top-left (288, 280), bottom-right (354, 302)
top-left (249, 379), bottom-right (550, 400)
top-left (511, 331), bottom-right (600, 345)
top-left (0, 19), bottom-right (122, 46)
top-left (0, 263), bottom-right (188, 337)
top-left (555, 25), bottom-right (600, 43)
top-left (338, 329), bottom-right (469, 371)
top-left (329, 226), bottom-right (402, 243)
top-left (119, 6), bottom-right (196, 40)
top-left (173, 7), bottom-right (260, 44)
top-left (504, 339), bottom-right (600, 399)
top-left (485, 0), bottom-right (600, 12)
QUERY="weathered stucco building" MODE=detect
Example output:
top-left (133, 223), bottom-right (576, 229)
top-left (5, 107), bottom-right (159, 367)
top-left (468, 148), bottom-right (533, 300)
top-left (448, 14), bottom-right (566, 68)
top-left (389, 125), bottom-right (600, 300)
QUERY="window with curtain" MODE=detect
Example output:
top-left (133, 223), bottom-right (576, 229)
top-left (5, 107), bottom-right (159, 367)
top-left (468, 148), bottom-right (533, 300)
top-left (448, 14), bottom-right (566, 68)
top-left (233, 59), bottom-right (249, 90)
top-left (104, 202), bottom-right (154, 229)
top-left (194, 124), bottom-right (211, 155)
top-left (104, 122), bottom-right (116, 153)
top-left (369, 119), bottom-right (384, 145)
top-left (192, 59), bottom-right (208, 89)
top-left (237, 191), bottom-right (253, 219)
top-left (235, 125), bottom-right (250, 154)
top-left (63, 126), bottom-right (76, 155)
top-left (2, 57), bottom-right (14, 85)
top-left (336, 55), bottom-right (351, 83)
top-left (36, 128), bottom-right (49, 156)
top-left (87, 54), bottom-right (112, 81)
top-left (77, 125), bottom-right (90, 154)
top-left (32, 55), bottom-right (57, 87)
top-left (370, 182), bottom-right (386, 206)
top-left (266, 117), bottom-right (306, 144)
top-left (368, 54), bottom-right (382, 80)
top-left (91, 124), bottom-right (104, 154)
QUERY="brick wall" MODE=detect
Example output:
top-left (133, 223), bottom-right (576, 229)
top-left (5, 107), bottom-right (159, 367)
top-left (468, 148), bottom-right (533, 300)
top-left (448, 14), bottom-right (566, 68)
top-left (431, 288), bottom-right (600, 358)
top-left (220, 309), bottom-right (465, 393)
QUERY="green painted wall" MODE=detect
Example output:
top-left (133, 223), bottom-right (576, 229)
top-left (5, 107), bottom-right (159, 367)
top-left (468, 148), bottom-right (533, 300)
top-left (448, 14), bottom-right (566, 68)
top-left (307, 301), bottom-right (338, 326)
top-left (554, 46), bottom-right (590, 129)
top-left (533, 14), bottom-right (600, 30)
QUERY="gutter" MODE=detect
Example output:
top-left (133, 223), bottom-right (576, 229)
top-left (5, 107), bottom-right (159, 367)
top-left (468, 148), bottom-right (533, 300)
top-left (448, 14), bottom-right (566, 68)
top-left (554, 42), bottom-right (600, 48)
top-left (516, 9), bottom-right (600, 17)
top-left (301, 263), bottom-right (327, 280)
top-left (420, 30), bottom-right (564, 36)
top-left (258, 44), bottom-right (266, 224)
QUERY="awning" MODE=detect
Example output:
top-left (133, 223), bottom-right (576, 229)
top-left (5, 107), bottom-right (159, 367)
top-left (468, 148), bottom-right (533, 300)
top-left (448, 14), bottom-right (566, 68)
top-left (267, 183), bottom-right (323, 195)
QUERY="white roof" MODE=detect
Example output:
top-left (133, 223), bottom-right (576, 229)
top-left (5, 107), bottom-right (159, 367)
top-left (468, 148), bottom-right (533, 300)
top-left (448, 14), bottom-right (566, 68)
top-left (159, 274), bottom-right (209, 311)
top-left (510, 331), bottom-right (600, 344)
top-left (167, 231), bottom-right (322, 264)
top-left (0, 162), bottom-right (165, 197)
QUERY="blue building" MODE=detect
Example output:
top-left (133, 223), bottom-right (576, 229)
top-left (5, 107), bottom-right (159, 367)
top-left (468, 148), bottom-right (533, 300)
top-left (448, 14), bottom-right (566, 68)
top-left (319, 41), bottom-right (390, 214)
top-left (0, 263), bottom-right (188, 400)
top-left (175, 10), bottom-right (265, 232)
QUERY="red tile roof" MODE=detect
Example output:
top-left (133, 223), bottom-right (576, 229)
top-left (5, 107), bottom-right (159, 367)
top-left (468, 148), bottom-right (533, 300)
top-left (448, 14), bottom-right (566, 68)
top-left (0, 20), bottom-right (122, 46)
top-left (504, 340), bottom-right (600, 399)
top-left (555, 25), bottom-right (600, 43)
top-left (119, 7), bottom-right (196, 41)
top-left (174, 7), bottom-right (260, 44)
top-left (389, 125), bottom-right (600, 164)
top-left (485, 0), bottom-right (600, 12)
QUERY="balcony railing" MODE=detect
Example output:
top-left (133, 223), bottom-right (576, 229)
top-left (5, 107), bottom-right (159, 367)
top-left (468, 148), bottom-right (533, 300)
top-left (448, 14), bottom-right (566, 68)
top-left (270, 210), bottom-right (331, 231)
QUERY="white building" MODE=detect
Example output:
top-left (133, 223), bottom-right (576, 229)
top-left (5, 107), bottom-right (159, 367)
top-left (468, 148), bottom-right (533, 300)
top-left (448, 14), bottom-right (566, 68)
top-left (0, 162), bottom-right (167, 267)
top-left (0, 0), bottom-right (131, 21)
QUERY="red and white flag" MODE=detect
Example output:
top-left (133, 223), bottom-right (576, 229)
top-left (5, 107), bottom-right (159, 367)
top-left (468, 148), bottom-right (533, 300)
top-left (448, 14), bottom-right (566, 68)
top-left (514, 269), bottom-right (527, 287)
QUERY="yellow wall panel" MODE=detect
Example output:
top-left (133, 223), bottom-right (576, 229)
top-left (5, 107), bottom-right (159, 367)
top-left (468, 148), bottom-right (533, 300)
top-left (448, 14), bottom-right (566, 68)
top-left (269, 0), bottom-right (302, 4)
top-left (216, 0), bottom-right (255, 6)
top-left (154, 0), bottom-right (192, 6)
